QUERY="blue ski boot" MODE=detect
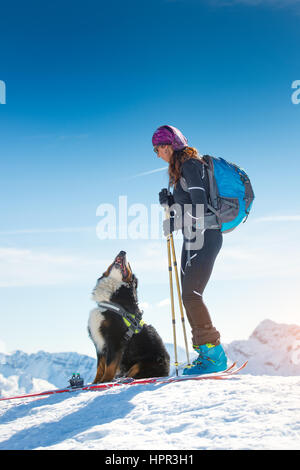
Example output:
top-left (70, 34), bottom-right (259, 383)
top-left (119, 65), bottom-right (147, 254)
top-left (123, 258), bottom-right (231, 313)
top-left (182, 343), bottom-right (228, 375)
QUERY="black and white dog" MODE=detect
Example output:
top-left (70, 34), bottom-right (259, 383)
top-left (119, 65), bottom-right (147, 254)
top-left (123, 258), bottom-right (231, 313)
top-left (88, 251), bottom-right (170, 383)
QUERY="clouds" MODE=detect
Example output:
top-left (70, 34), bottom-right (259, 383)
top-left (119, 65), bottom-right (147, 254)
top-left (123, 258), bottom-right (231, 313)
top-left (210, 0), bottom-right (300, 6)
top-left (165, 0), bottom-right (300, 9)
top-left (0, 247), bottom-right (104, 287)
top-left (213, 217), bottom-right (300, 281)
top-left (0, 212), bottom-right (299, 288)
top-left (0, 240), bottom-right (170, 288)
top-left (253, 215), bottom-right (300, 223)
top-left (125, 167), bottom-right (168, 180)
top-left (205, 0), bottom-right (300, 14)
top-left (0, 240), bottom-right (168, 288)
top-left (140, 298), bottom-right (170, 312)
top-left (0, 227), bottom-right (94, 236)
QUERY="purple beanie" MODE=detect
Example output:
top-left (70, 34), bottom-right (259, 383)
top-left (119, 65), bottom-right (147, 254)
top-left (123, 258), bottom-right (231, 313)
top-left (152, 125), bottom-right (188, 151)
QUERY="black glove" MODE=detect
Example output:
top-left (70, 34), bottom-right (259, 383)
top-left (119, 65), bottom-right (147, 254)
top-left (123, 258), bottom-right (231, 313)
top-left (159, 188), bottom-right (175, 207)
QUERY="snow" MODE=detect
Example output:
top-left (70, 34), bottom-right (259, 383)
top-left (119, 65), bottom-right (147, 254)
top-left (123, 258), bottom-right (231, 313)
top-left (0, 319), bottom-right (299, 450)
top-left (0, 375), bottom-right (299, 450)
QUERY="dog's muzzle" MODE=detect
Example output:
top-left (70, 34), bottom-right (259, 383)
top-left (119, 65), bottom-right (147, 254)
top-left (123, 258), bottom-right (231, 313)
top-left (103, 251), bottom-right (133, 282)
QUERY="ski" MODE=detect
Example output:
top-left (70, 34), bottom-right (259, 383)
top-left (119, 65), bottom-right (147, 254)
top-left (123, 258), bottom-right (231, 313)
top-left (225, 360), bottom-right (248, 375)
top-left (0, 361), bottom-right (247, 402)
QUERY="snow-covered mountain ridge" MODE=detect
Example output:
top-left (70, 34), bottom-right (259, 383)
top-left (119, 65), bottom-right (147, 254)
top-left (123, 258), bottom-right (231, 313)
top-left (224, 319), bottom-right (300, 376)
top-left (0, 350), bottom-right (96, 398)
top-left (0, 319), bottom-right (299, 399)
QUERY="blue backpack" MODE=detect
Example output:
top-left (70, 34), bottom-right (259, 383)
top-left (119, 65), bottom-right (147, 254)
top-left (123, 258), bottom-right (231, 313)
top-left (202, 155), bottom-right (255, 233)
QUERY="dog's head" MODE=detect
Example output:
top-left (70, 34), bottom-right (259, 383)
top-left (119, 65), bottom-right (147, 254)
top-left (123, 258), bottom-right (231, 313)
top-left (91, 251), bottom-right (139, 307)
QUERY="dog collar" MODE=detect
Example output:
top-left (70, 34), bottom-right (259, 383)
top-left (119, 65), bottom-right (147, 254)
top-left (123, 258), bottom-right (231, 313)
top-left (97, 301), bottom-right (145, 341)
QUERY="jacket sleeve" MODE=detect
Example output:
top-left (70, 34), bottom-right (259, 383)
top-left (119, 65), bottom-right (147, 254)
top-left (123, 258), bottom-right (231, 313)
top-left (181, 159), bottom-right (208, 223)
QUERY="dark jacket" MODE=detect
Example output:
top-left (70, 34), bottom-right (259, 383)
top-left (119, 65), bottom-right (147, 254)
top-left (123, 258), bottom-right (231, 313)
top-left (172, 158), bottom-right (211, 232)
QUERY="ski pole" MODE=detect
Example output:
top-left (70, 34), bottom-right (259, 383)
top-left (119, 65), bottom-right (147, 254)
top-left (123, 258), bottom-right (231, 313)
top-left (169, 233), bottom-right (191, 369)
top-left (166, 185), bottom-right (191, 370)
top-left (164, 204), bottom-right (179, 377)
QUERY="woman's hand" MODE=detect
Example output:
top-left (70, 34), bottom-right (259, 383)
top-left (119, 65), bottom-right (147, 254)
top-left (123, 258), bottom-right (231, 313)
top-left (159, 188), bottom-right (175, 207)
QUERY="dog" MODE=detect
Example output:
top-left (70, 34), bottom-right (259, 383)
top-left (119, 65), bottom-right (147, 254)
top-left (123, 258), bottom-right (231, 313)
top-left (88, 251), bottom-right (170, 383)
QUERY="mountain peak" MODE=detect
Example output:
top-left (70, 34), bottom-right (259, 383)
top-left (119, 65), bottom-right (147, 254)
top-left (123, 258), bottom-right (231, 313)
top-left (225, 319), bottom-right (300, 376)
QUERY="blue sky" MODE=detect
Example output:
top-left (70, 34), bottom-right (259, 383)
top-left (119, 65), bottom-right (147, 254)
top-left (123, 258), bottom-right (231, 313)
top-left (0, 0), bottom-right (300, 356)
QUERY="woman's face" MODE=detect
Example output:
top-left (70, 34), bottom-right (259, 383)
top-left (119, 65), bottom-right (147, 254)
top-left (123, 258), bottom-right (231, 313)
top-left (154, 145), bottom-right (173, 163)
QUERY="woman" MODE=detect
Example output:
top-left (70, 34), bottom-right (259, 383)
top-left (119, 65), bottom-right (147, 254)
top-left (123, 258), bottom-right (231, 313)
top-left (152, 124), bottom-right (228, 375)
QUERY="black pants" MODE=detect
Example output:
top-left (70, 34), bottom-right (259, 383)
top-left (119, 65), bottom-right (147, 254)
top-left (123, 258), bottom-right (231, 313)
top-left (180, 228), bottom-right (223, 346)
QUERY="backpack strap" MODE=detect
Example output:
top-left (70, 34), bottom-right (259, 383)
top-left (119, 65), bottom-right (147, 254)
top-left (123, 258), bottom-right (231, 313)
top-left (97, 301), bottom-right (144, 341)
top-left (202, 156), bottom-right (219, 210)
top-left (179, 177), bottom-right (221, 230)
top-left (202, 155), bottom-right (224, 228)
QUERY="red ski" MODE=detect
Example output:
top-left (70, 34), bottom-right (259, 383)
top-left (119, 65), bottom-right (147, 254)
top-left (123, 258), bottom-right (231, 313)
top-left (0, 361), bottom-right (247, 402)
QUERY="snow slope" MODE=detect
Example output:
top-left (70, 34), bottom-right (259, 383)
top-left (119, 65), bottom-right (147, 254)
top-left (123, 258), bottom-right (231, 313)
top-left (0, 319), bottom-right (299, 450)
top-left (0, 374), bottom-right (299, 450)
